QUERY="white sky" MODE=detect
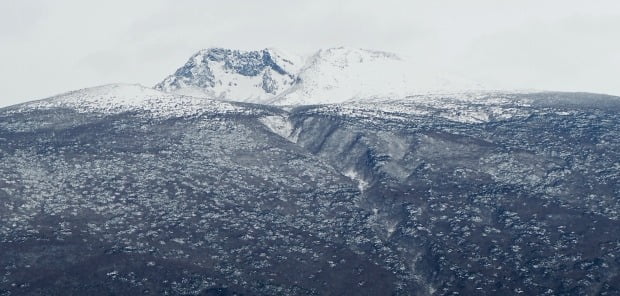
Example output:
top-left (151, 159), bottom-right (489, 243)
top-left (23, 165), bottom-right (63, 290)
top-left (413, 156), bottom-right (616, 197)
top-left (1, 0), bottom-right (620, 107)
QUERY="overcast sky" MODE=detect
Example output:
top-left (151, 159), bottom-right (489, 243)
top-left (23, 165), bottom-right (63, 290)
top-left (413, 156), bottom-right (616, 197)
top-left (1, 0), bottom-right (619, 107)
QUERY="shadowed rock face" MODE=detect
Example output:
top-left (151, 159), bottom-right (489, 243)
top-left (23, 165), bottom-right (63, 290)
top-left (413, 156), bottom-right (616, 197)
top-left (1, 91), bottom-right (620, 295)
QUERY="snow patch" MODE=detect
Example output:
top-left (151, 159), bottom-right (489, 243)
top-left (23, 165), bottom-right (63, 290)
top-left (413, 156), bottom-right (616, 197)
top-left (344, 169), bottom-right (369, 192)
top-left (259, 115), bottom-right (296, 142)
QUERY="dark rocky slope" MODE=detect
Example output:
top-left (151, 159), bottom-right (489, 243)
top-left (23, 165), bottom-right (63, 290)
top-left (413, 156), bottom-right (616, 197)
top-left (1, 91), bottom-right (619, 295)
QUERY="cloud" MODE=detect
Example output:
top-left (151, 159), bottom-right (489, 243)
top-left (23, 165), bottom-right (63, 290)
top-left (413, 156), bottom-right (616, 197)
top-left (457, 15), bottom-right (620, 93)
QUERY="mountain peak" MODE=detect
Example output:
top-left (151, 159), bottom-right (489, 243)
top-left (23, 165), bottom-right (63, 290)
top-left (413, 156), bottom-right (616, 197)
top-left (155, 47), bottom-right (486, 105)
top-left (155, 47), bottom-right (299, 102)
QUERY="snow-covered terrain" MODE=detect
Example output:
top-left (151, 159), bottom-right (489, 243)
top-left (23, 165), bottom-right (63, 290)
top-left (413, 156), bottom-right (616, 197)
top-left (269, 47), bottom-right (487, 105)
top-left (155, 48), bottom-right (301, 103)
top-left (15, 83), bottom-right (247, 118)
top-left (156, 47), bottom-right (489, 105)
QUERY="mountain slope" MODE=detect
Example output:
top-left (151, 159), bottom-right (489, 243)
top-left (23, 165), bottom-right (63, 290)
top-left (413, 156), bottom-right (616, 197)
top-left (1, 87), bottom-right (620, 295)
top-left (1, 86), bottom-right (403, 294)
top-left (19, 83), bottom-right (245, 118)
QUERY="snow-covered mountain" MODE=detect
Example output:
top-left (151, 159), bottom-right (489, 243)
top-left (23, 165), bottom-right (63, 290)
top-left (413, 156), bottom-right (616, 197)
top-left (156, 47), bottom-right (486, 105)
top-left (3, 47), bottom-right (620, 294)
top-left (155, 48), bottom-right (302, 103)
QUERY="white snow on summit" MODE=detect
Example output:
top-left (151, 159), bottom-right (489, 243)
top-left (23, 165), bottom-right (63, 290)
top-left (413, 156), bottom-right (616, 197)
top-left (269, 47), bottom-right (409, 105)
top-left (155, 48), bottom-right (301, 103)
top-left (156, 47), bottom-right (489, 106)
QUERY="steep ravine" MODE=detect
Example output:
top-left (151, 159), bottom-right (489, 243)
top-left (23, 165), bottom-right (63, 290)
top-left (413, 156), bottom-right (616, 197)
top-left (259, 102), bottom-right (620, 295)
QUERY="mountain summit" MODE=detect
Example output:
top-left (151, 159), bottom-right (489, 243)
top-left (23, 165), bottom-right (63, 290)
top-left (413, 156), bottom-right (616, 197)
top-left (155, 48), bottom-right (302, 103)
top-left (155, 47), bottom-right (485, 105)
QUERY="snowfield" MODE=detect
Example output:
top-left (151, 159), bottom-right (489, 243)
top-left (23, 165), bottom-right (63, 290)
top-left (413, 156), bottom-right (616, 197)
top-left (155, 47), bottom-right (493, 106)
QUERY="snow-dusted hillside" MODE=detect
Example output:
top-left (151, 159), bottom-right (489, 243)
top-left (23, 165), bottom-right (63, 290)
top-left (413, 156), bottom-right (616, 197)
top-left (3, 53), bottom-right (620, 294)
top-left (155, 47), bottom-right (487, 105)
top-left (15, 83), bottom-right (247, 118)
top-left (3, 86), bottom-right (620, 295)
